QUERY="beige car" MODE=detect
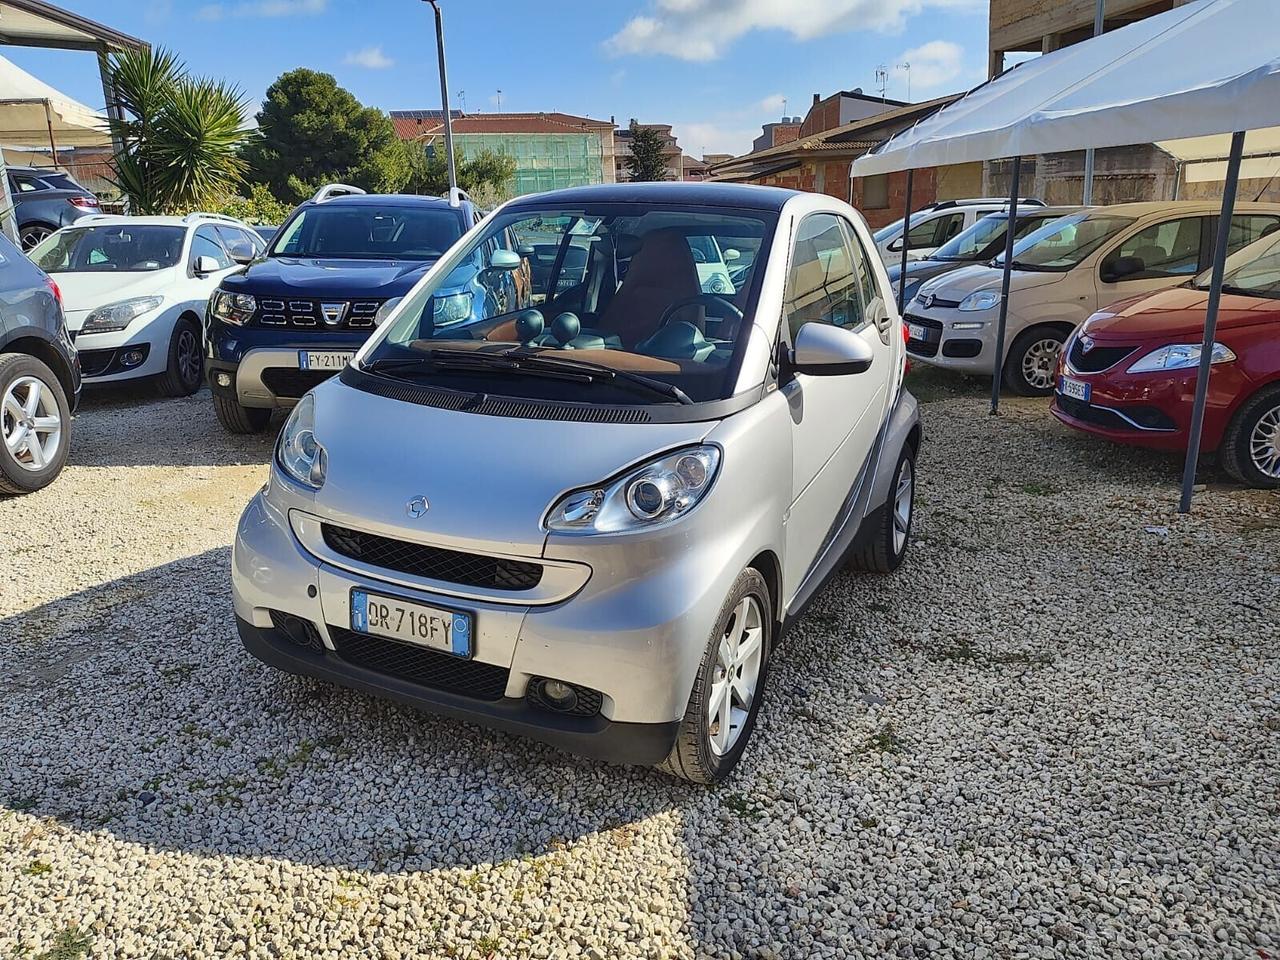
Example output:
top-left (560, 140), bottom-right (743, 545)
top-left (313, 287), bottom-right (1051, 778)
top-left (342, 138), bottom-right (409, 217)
top-left (904, 201), bottom-right (1280, 394)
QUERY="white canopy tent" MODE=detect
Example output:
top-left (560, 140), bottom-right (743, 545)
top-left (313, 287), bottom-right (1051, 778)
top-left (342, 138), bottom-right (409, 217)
top-left (851, 0), bottom-right (1280, 510)
top-left (0, 53), bottom-right (110, 150)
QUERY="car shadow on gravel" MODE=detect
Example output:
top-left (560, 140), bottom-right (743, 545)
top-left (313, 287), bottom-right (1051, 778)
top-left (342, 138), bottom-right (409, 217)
top-left (0, 548), bottom-right (697, 874)
top-left (70, 385), bottom-right (278, 468)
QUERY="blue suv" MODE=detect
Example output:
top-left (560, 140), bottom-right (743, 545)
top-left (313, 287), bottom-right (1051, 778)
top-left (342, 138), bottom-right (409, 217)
top-left (204, 185), bottom-right (490, 433)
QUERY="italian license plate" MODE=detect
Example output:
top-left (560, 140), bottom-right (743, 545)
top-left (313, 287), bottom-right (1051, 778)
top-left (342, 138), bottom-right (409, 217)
top-left (1058, 376), bottom-right (1091, 402)
top-left (349, 589), bottom-right (473, 657)
top-left (298, 350), bottom-right (354, 371)
top-left (908, 323), bottom-right (928, 341)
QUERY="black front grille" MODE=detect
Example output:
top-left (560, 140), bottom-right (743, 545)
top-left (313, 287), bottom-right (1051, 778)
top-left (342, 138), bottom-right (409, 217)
top-left (323, 524), bottom-right (544, 591)
top-left (269, 610), bottom-right (323, 650)
top-left (76, 345), bottom-right (151, 378)
top-left (1068, 339), bottom-right (1138, 373)
top-left (254, 298), bottom-right (383, 329)
top-left (904, 313), bottom-right (942, 357)
top-left (261, 367), bottom-right (337, 398)
top-left (329, 625), bottom-right (509, 700)
top-left (942, 339), bottom-right (982, 359)
top-left (1055, 394), bottom-right (1176, 432)
top-left (526, 677), bottom-right (603, 718)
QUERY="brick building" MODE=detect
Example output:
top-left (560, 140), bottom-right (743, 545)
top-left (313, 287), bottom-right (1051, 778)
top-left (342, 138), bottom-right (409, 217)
top-left (752, 119), bottom-right (802, 153)
top-left (614, 121), bottom-right (684, 182)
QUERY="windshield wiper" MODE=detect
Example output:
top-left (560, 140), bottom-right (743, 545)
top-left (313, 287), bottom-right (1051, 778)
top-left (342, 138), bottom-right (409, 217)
top-left (365, 348), bottom-right (693, 404)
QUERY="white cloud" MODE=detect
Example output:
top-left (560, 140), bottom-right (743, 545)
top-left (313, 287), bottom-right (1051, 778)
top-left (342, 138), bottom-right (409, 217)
top-left (343, 46), bottom-right (394, 70)
top-left (198, 0), bottom-right (326, 20)
top-left (897, 39), bottom-right (983, 95)
top-left (605, 0), bottom-right (982, 61)
top-left (756, 93), bottom-right (786, 115)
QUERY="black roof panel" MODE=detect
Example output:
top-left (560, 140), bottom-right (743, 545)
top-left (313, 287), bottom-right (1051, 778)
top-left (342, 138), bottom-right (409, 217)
top-left (504, 181), bottom-right (801, 212)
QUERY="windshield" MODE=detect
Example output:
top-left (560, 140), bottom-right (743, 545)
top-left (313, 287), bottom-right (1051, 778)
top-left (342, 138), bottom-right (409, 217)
top-left (361, 202), bottom-right (776, 405)
top-left (873, 219), bottom-right (903, 243)
top-left (30, 225), bottom-right (185, 273)
top-left (1193, 227), bottom-right (1280, 299)
top-left (995, 213), bottom-right (1133, 270)
top-left (933, 212), bottom-right (1063, 262)
top-left (270, 204), bottom-right (463, 260)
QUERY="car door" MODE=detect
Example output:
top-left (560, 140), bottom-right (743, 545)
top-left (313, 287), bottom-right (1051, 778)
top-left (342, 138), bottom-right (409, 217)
top-left (1095, 214), bottom-right (1209, 307)
top-left (781, 212), bottom-right (891, 596)
top-left (187, 226), bottom-right (241, 315)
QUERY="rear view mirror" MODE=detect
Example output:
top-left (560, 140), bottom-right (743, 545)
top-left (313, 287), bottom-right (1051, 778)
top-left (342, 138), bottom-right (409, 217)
top-left (488, 249), bottom-right (522, 272)
top-left (792, 322), bottom-right (874, 376)
top-left (193, 255), bottom-right (221, 275)
top-left (1102, 255), bottom-right (1145, 282)
top-left (723, 248), bottom-right (741, 262)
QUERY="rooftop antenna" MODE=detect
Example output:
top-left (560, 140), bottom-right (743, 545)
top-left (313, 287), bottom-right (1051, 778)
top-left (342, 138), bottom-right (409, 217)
top-left (782, 97), bottom-right (788, 120)
top-left (495, 88), bottom-right (502, 111)
top-left (897, 62), bottom-right (911, 101)
top-left (457, 89), bottom-right (466, 114)
top-left (875, 65), bottom-right (888, 103)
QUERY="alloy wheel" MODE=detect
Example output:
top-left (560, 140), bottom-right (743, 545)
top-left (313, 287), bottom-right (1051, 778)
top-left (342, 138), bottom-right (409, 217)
top-left (2, 375), bottom-right (62, 472)
top-left (177, 327), bottom-right (202, 388)
top-left (893, 457), bottom-right (914, 555)
top-left (1249, 404), bottom-right (1280, 479)
top-left (1021, 337), bottom-right (1064, 391)
top-left (707, 595), bottom-right (764, 756)
top-left (19, 226), bottom-right (53, 251)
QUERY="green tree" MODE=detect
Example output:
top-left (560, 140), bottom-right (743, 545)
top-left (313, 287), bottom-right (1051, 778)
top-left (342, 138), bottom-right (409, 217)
top-left (106, 46), bottom-right (249, 214)
top-left (242, 69), bottom-right (407, 202)
top-left (626, 124), bottom-right (670, 182)
top-left (401, 144), bottom-right (517, 204)
top-left (210, 182), bottom-right (292, 225)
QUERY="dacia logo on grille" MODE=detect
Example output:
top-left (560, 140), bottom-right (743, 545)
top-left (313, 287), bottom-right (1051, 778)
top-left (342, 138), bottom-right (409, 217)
top-left (1080, 335), bottom-right (1096, 354)
top-left (405, 495), bottom-right (429, 518)
top-left (320, 302), bottom-right (347, 326)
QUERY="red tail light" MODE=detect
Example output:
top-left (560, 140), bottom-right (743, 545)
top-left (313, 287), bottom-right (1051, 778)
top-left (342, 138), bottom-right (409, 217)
top-left (902, 321), bottom-right (912, 375)
top-left (69, 196), bottom-right (100, 209)
top-left (46, 277), bottom-right (63, 307)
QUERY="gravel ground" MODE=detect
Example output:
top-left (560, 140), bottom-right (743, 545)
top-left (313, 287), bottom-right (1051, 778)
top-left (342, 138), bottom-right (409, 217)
top-left (1, 375), bottom-right (1277, 960)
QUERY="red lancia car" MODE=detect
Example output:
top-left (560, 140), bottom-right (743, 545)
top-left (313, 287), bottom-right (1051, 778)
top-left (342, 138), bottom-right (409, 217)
top-left (1052, 232), bottom-right (1280, 488)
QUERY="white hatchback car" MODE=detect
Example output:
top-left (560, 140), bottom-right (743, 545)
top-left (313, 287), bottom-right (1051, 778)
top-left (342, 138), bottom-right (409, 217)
top-left (29, 214), bottom-right (265, 395)
top-left (872, 198), bottom-right (1046, 264)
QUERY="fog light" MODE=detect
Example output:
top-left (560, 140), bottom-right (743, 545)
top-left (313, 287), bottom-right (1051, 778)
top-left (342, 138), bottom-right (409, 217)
top-left (542, 679), bottom-right (578, 711)
top-left (215, 372), bottom-right (233, 388)
top-left (120, 349), bottom-right (145, 368)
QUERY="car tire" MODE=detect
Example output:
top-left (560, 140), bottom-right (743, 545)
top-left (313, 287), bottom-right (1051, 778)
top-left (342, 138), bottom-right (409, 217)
top-left (1219, 383), bottom-right (1280, 489)
top-left (1003, 327), bottom-right (1067, 396)
top-left (157, 316), bottom-right (204, 397)
top-left (18, 223), bottom-right (56, 251)
top-left (658, 567), bottom-right (773, 785)
top-left (0, 353), bottom-right (72, 496)
top-left (847, 444), bottom-right (915, 574)
top-left (212, 393), bottom-right (272, 434)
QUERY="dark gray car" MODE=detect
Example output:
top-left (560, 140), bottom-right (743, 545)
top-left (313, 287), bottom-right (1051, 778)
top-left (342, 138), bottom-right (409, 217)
top-left (0, 230), bottom-right (80, 494)
top-left (6, 166), bottom-right (101, 250)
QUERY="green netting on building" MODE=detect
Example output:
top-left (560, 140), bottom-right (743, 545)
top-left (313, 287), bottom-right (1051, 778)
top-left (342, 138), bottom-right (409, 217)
top-left (452, 133), bottom-right (604, 195)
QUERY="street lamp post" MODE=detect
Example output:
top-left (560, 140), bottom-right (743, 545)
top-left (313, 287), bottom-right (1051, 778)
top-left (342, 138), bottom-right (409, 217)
top-left (424, 0), bottom-right (457, 193)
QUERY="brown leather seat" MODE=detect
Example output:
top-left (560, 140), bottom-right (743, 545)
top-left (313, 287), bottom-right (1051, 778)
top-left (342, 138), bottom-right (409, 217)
top-left (595, 228), bottom-right (701, 349)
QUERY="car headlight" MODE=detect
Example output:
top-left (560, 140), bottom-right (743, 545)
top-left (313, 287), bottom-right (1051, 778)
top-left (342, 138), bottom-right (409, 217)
top-left (959, 290), bottom-right (1001, 312)
top-left (433, 292), bottom-right (472, 326)
top-left (210, 290), bottom-right (256, 326)
top-left (1127, 342), bottom-right (1237, 373)
top-left (375, 296), bottom-right (403, 326)
top-left (276, 393), bottom-right (327, 489)
top-left (545, 445), bottom-right (721, 533)
top-left (81, 295), bottom-right (164, 334)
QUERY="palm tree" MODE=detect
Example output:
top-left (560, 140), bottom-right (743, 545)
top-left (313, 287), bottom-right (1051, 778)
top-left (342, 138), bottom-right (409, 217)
top-left (106, 47), bottom-right (249, 214)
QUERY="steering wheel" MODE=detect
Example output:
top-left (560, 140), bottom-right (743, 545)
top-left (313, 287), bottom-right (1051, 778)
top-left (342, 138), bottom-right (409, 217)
top-left (656, 293), bottom-right (743, 328)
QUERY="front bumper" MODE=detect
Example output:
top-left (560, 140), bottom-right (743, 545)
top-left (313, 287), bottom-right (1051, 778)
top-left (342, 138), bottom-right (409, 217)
top-left (205, 321), bottom-right (372, 409)
top-left (904, 304), bottom-right (1001, 373)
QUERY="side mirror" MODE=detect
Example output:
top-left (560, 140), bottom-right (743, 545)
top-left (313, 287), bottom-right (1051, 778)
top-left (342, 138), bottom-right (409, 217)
top-left (1102, 255), bottom-right (1145, 282)
top-left (193, 255), bottom-right (221, 276)
top-left (229, 249), bottom-right (255, 265)
top-left (488, 248), bottom-right (522, 272)
top-left (723, 248), bottom-right (741, 262)
top-left (791, 322), bottom-right (874, 376)
top-left (887, 237), bottom-right (904, 253)
top-left (517, 244), bottom-right (535, 257)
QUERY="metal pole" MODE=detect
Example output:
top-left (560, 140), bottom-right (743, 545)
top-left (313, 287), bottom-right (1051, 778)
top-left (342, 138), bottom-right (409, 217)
top-left (991, 156), bottom-right (1022, 415)
top-left (43, 99), bottom-right (59, 169)
top-left (1081, 0), bottom-right (1105, 205)
top-left (0, 153), bottom-right (18, 244)
top-left (1178, 130), bottom-right (1245, 513)
top-left (426, 0), bottom-right (457, 193)
top-left (896, 169), bottom-right (914, 315)
top-left (98, 49), bottom-right (130, 215)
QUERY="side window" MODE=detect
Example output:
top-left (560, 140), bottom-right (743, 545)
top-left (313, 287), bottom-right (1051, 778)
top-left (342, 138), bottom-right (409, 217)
top-left (1226, 215), bottom-right (1280, 256)
top-left (191, 226), bottom-right (233, 270)
top-left (842, 220), bottom-right (891, 342)
top-left (784, 213), bottom-right (866, 340)
top-left (935, 212), bottom-right (966, 244)
top-left (1104, 217), bottom-right (1205, 280)
top-left (905, 215), bottom-right (938, 249)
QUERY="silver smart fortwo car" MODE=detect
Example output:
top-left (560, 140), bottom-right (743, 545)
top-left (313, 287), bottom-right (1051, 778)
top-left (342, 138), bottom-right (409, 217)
top-left (232, 183), bottom-right (920, 783)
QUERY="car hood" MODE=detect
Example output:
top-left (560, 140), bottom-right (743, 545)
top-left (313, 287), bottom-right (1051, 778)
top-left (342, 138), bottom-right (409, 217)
top-left (307, 377), bottom-right (713, 556)
top-left (53, 270), bottom-right (172, 321)
top-left (1083, 286), bottom-right (1280, 340)
top-left (223, 256), bottom-right (436, 297)
top-left (917, 263), bottom-right (1066, 301)
top-left (887, 258), bottom-right (972, 285)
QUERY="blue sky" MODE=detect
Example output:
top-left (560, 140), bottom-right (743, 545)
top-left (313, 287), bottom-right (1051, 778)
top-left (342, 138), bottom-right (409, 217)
top-left (5, 0), bottom-right (990, 157)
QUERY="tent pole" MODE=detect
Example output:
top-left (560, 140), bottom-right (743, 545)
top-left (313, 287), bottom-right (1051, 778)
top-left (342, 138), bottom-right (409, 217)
top-left (990, 156), bottom-right (1021, 415)
top-left (43, 99), bottom-right (58, 170)
top-left (897, 170), bottom-right (914, 315)
top-left (1178, 130), bottom-right (1245, 513)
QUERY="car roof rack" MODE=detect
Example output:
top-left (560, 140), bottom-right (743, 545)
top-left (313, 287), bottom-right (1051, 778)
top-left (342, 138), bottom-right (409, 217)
top-left (182, 212), bottom-right (244, 225)
top-left (312, 183), bottom-right (367, 204)
top-left (445, 186), bottom-right (471, 208)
